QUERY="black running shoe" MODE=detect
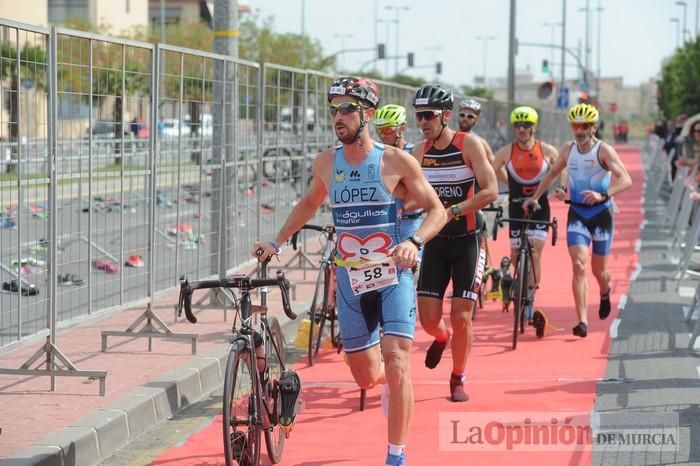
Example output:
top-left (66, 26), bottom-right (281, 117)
top-left (425, 331), bottom-right (451, 369)
top-left (599, 290), bottom-right (611, 320)
top-left (278, 370), bottom-right (301, 432)
top-left (532, 310), bottom-right (547, 338)
top-left (572, 322), bottom-right (588, 338)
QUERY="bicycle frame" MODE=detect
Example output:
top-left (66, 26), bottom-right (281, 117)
top-left (492, 205), bottom-right (558, 350)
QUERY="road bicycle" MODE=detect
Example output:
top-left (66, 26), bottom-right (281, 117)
top-left (178, 261), bottom-right (299, 466)
top-left (290, 224), bottom-right (340, 366)
top-left (291, 223), bottom-right (367, 411)
top-left (492, 202), bottom-right (558, 350)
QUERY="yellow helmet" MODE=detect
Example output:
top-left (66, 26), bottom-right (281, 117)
top-left (567, 103), bottom-right (599, 123)
top-left (510, 106), bottom-right (539, 124)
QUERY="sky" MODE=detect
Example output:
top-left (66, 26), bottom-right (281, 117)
top-left (246, 0), bottom-right (696, 89)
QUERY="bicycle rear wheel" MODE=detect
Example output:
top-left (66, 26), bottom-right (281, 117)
top-left (223, 340), bottom-right (261, 466)
top-left (264, 317), bottom-right (286, 463)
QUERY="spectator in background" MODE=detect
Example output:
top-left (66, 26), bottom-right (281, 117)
top-left (612, 121), bottom-right (621, 143)
top-left (678, 120), bottom-right (700, 169)
top-left (669, 114), bottom-right (688, 180)
top-left (619, 121), bottom-right (629, 143)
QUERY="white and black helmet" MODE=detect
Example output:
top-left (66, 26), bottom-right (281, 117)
top-left (459, 98), bottom-right (482, 114)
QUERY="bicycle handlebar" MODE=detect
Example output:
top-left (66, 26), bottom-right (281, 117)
top-left (290, 224), bottom-right (336, 250)
top-left (178, 267), bottom-right (297, 324)
top-left (492, 208), bottom-right (558, 246)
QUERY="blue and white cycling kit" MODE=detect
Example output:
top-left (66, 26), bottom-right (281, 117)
top-left (566, 140), bottom-right (614, 255)
top-left (330, 143), bottom-right (416, 353)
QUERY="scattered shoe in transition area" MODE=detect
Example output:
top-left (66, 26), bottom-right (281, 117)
top-left (2, 279), bottom-right (39, 296)
top-left (58, 274), bottom-right (84, 286)
top-left (93, 260), bottom-right (119, 274)
top-left (125, 254), bottom-right (144, 268)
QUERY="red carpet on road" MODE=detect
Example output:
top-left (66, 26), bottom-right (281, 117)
top-left (152, 146), bottom-right (643, 466)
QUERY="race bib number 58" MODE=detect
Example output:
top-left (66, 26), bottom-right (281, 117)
top-left (347, 259), bottom-right (398, 295)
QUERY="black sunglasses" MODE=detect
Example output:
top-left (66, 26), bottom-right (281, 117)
top-left (329, 102), bottom-right (362, 117)
top-left (513, 122), bottom-right (534, 129)
top-left (415, 110), bottom-right (442, 121)
top-left (459, 113), bottom-right (477, 119)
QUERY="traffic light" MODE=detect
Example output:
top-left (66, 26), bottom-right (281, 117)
top-left (541, 59), bottom-right (549, 73)
top-left (436, 62), bottom-right (442, 75)
top-left (407, 52), bottom-right (414, 67)
top-left (377, 43), bottom-right (386, 59)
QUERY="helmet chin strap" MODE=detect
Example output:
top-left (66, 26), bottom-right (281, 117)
top-left (432, 112), bottom-right (448, 142)
top-left (351, 107), bottom-right (368, 145)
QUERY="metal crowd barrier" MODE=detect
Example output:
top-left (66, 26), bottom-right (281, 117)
top-left (0, 16), bottom-right (571, 393)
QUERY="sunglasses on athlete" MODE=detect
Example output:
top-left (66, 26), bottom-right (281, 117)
top-left (458, 113), bottom-right (477, 119)
top-left (415, 110), bottom-right (442, 121)
top-left (329, 102), bottom-right (363, 117)
top-left (377, 126), bottom-right (398, 136)
top-left (571, 123), bottom-right (593, 130)
top-left (513, 122), bottom-right (534, 129)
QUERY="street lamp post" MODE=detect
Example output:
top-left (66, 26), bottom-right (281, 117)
top-left (300, 0), bottom-right (306, 67)
top-left (376, 18), bottom-right (397, 76)
top-left (670, 17), bottom-right (681, 49)
top-left (676, 1), bottom-right (688, 42)
top-left (426, 45), bottom-right (443, 80)
top-left (579, 0), bottom-right (591, 88)
top-left (385, 5), bottom-right (410, 76)
top-left (476, 36), bottom-right (495, 85)
top-left (542, 21), bottom-right (562, 76)
top-left (333, 33), bottom-right (353, 70)
top-left (596, 1), bottom-right (603, 96)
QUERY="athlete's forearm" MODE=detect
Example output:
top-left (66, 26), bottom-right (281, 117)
top-left (273, 196), bottom-right (323, 245)
top-left (455, 188), bottom-right (498, 214)
top-left (414, 207), bottom-right (448, 243)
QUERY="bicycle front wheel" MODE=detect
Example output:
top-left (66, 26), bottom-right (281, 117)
top-left (512, 253), bottom-right (529, 351)
top-left (308, 266), bottom-right (325, 366)
top-left (223, 340), bottom-right (261, 466)
top-left (264, 317), bottom-right (286, 463)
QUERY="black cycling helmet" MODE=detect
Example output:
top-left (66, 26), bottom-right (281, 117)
top-left (328, 76), bottom-right (380, 109)
top-left (412, 84), bottom-right (454, 110)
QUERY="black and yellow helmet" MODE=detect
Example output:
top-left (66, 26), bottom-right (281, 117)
top-left (510, 106), bottom-right (539, 124)
top-left (567, 103), bottom-right (599, 124)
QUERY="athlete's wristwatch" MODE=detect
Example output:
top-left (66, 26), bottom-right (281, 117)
top-left (600, 191), bottom-right (609, 201)
top-left (408, 234), bottom-right (424, 250)
top-left (450, 204), bottom-right (462, 218)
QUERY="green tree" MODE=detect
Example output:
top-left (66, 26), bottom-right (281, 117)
top-left (0, 41), bottom-right (47, 172)
top-left (658, 36), bottom-right (700, 118)
top-left (459, 85), bottom-right (494, 100)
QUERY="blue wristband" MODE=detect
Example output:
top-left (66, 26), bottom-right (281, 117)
top-left (268, 240), bottom-right (281, 252)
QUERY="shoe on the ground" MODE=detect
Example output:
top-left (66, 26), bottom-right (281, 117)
top-left (384, 449), bottom-right (406, 466)
top-left (2, 279), bottom-right (39, 296)
top-left (450, 373), bottom-right (469, 402)
top-left (425, 331), bottom-right (450, 369)
top-left (532, 310), bottom-right (547, 338)
top-left (381, 383), bottom-right (390, 418)
top-left (278, 369), bottom-right (301, 433)
top-left (572, 321), bottom-right (588, 338)
top-left (599, 289), bottom-right (611, 320)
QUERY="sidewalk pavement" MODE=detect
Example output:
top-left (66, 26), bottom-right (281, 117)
top-left (0, 244), bottom-right (321, 465)
top-left (592, 146), bottom-right (700, 465)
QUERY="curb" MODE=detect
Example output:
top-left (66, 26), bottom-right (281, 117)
top-left (3, 314), bottom-right (305, 466)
